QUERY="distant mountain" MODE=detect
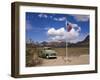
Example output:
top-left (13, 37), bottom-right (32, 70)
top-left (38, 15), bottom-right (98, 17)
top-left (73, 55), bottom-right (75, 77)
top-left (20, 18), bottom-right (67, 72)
top-left (40, 41), bottom-right (66, 48)
top-left (44, 35), bottom-right (90, 48)
top-left (68, 35), bottom-right (89, 47)
top-left (40, 41), bottom-right (48, 46)
top-left (26, 35), bottom-right (89, 48)
top-left (82, 35), bottom-right (89, 43)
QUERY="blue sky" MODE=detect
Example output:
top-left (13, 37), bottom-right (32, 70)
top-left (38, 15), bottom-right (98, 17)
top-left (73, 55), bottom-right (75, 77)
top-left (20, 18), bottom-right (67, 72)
top-left (26, 12), bottom-right (89, 43)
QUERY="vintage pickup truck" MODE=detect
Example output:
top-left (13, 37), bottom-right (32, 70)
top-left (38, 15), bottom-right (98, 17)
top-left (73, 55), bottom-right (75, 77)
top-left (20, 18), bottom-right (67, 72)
top-left (38, 47), bottom-right (57, 59)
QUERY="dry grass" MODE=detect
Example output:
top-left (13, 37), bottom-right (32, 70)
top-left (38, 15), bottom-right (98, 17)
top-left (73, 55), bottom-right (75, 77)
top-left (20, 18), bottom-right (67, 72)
top-left (54, 47), bottom-right (89, 57)
top-left (26, 47), bottom-right (42, 67)
top-left (68, 47), bottom-right (89, 57)
top-left (26, 47), bottom-right (89, 67)
top-left (54, 48), bottom-right (66, 56)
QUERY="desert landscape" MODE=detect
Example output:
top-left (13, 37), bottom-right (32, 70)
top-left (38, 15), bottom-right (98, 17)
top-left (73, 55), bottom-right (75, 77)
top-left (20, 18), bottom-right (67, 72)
top-left (26, 35), bottom-right (89, 67)
top-left (25, 12), bottom-right (90, 67)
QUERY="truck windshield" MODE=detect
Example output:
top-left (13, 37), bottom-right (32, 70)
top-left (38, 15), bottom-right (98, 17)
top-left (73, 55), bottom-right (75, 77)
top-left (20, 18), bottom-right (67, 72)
top-left (47, 48), bottom-right (52, 50)
top-left (50, 53), bottom-right (56, 56)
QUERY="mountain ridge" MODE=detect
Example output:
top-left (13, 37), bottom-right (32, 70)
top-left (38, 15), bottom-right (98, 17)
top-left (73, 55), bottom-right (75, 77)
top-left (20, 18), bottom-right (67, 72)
top-left (26, 35), bottom-right (89, 48)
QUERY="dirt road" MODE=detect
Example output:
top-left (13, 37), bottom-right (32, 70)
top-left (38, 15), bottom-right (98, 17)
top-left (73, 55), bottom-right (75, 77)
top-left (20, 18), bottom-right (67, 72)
top-left (37, 54), bottom-right (89, 66)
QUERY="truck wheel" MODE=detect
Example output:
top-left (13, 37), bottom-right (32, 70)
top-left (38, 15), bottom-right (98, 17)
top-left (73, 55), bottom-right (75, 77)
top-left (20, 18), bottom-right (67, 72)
top-left (46, 56), bottom-right (49, 59)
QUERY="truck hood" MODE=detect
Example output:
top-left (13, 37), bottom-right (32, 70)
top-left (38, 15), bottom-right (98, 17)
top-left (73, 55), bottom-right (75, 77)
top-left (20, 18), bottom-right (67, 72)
top-left (45, 50), bottom-right (56, 53)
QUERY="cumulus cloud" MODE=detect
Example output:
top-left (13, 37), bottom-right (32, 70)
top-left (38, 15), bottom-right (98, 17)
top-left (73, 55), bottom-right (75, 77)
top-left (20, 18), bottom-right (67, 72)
top-left (66, 28), bottom-right (79, 40)
top-left (47, 23), bottom-right (81, 42)
top-left (73, 15), bottom-right (89, 22)
top-left (47, 27), bottom-right (66, 36)
top-left (47, 27), bottom-right (66, 42)
top-left (70, 23), bottom-right (81, 32)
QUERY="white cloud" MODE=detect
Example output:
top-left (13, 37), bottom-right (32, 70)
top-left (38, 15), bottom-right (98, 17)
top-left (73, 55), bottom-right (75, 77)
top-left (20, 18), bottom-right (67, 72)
top-left (59, 17), bottom-right (66, 21)
top-left (38, 14), bottom-right (67, 22)
top-left (53, 17), bottom-right (66, 21)
top-left (73, 15), bottom-right (89, 22)
top-left (66, 28), bottom-right (79, 40)
top-left (38, 14), bottom-right (48, 18)
top-left (50, 15), bottom-right (53, 19)
top-left (47, 23), bottom-right (81, 42)
top-left (71, 23), bottom-right (81, 32)
top-left (54, 18), bottom-right (58, 21)
top-left (47, 27), bottom-right (66, 36)
top-left (47, 27), bottom-right (66, 42)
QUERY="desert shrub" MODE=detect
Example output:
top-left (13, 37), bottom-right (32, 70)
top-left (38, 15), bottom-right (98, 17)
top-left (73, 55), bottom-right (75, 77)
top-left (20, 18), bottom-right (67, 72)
top-left (26, 47), bottom-right (43, 67)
